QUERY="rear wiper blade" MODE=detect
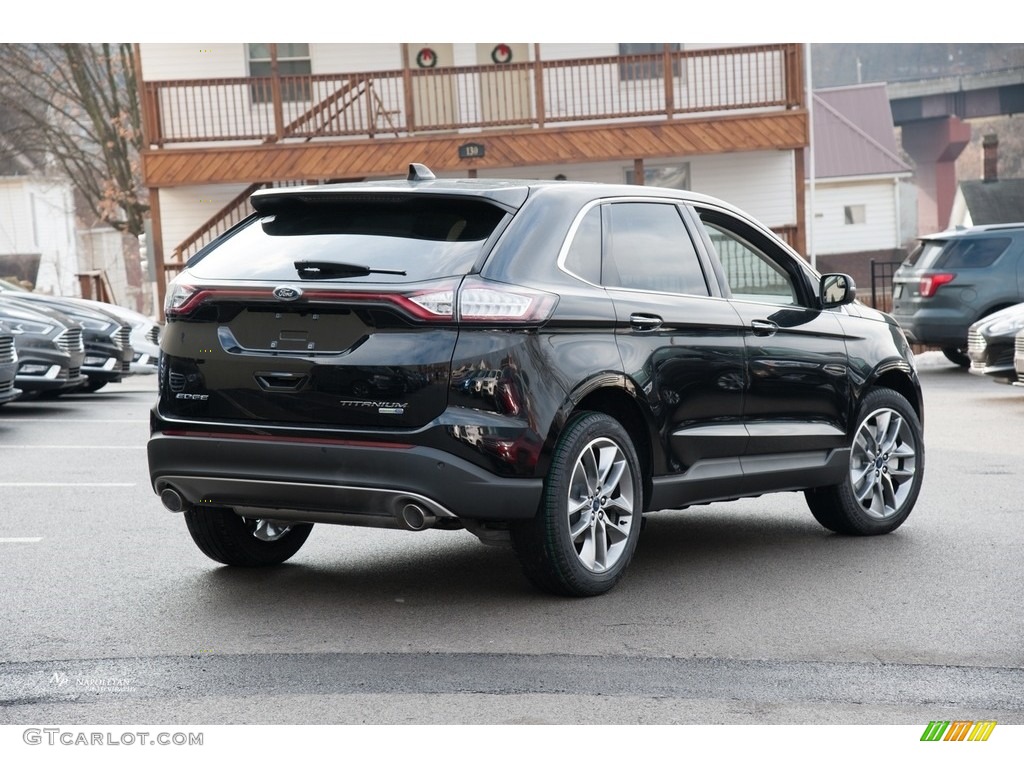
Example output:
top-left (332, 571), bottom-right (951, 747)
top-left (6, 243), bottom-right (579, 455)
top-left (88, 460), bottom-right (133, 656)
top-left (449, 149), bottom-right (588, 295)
top-left (294, 260), bottom-right (407, 279)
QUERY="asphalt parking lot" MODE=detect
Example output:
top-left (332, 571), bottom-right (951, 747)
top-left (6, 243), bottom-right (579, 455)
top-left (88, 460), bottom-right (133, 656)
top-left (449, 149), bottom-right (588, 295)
top-left (0, 352), bottom-right (1021, 726)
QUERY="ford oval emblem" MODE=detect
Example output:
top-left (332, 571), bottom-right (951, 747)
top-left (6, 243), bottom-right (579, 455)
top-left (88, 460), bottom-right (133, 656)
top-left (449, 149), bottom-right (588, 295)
top-left (272, 285), bottom-right (303, 301)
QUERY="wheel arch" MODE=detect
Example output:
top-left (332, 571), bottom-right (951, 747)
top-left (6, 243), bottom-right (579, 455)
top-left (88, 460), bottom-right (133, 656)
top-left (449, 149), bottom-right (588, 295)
top-left (864, 365), bottom-right (923, 425)
top-left (551, 382), bottom-right (660, 513)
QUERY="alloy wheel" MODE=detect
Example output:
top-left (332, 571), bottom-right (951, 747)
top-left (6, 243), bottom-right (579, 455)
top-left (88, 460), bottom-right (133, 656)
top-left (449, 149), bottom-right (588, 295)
top-left (566, 437), bottom-right (636, 572)
top-left (850, 407), bottom-right (918, 519)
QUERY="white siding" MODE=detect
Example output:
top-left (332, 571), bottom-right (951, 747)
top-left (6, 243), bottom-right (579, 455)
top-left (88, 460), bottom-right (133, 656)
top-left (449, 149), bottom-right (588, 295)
top-left (312, 44), bottom-right (403, 73)
top-left (158, 184), bottom-right (251, 257)
top-left (539, 44), bottom-right (618, 60)
top-left (691, 151), bottom-right (796, 228)
top-left (475, 150), bottom-right (797, 228)
top-left (476, 161), bottom-right (627, 183)
top-left (809, 179), bottom-right (900, 255)
top-left (79, 228), bottom-right (131, 306)
top-left (139, 44), bottom-right (246, 80)
top-left (0, 177), bottom-right (79, 296)
top-left (0, 179), bottom-right (34, 253)
top-left (949, 186), bottom-right (971, 229)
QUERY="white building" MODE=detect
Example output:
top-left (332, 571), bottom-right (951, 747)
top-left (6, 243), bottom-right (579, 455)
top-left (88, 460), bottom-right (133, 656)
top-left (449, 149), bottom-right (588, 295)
top-left (135, 42), bottom-right (811, 307)
top-left (0, 175), bottom-right (79, 296)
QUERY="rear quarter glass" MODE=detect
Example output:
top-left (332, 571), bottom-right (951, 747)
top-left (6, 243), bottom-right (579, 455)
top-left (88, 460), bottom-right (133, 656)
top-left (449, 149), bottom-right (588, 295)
top-left (933, 237), bottom-right (1012, 269)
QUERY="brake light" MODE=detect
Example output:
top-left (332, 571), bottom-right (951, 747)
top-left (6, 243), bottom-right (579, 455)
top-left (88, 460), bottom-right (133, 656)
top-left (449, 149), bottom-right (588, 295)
top-left (457, 277), bottom-right (557, 324)
top-left (407, 288), bottom-right (455, 319)
top-left (919, 273), bottom-right (955, 298)
top-left (160, 277), bottom-right (556, 326)
top-left (164, 283), bottom-right (198, 317)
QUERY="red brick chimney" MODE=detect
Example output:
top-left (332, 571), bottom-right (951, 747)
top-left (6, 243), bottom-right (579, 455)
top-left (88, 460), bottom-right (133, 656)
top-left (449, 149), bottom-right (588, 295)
top-left (983, 134), bottom-right (998, 182)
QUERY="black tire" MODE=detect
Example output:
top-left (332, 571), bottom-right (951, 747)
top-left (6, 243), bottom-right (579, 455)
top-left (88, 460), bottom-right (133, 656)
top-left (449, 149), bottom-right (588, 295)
top-left (511, 411), bottom-right (643, 597)
top-left (184, 506), bottom-right (312, 566)
top-left (942, 347), bottom-right (970, 367)
top-left (82, 380), bottom-right (107, 393)
top-left (805, 388), bottom-right (924, 535)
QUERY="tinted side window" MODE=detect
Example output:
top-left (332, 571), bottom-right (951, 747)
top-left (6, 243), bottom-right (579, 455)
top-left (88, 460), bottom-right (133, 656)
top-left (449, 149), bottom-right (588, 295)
top-left (563, 206), bottom-right (602, 284)
top-left (697, 212), bottom-right (798, 305)
top-left (603, 203), bottom-right (709, 296)
top-left (936, 237), bottom-right (1011, 269)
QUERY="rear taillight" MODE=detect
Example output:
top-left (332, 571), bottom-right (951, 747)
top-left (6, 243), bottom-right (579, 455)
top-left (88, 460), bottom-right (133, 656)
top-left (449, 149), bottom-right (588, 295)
top-left (456, 277), bottom-right (557, 325)
top-left (165, 283), bottom-right (198, 317)
top-left (919, 273), bottom-right (955, 298)
top-left (162, 276), bottom-right (556, 326)
top-left (406, 287), bottom-right (455, 319)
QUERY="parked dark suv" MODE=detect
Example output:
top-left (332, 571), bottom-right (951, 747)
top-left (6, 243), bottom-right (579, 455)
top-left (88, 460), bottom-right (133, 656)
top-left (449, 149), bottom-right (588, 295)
top-left (891, 223), bottom-right (1024, 366)
top-left (148, 165), bottom-right (925, 596)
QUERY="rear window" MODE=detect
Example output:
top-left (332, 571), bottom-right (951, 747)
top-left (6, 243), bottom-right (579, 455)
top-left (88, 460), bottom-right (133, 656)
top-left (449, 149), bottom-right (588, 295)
top-left (187, 197), bottom-right (507, 283)
top-left (905, 237), bottom-right (1012, 270)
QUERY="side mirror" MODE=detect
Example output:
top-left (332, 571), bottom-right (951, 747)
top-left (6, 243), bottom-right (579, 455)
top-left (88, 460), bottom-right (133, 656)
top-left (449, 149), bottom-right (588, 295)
top-left (820, 273), bottom-right (856, 308)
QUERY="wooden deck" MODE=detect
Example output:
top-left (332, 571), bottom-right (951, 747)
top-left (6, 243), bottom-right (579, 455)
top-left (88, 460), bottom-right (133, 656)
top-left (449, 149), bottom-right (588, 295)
top-left (140, 43), bottom-right (807, 186)
top-left (142, 110), bottom-right (808, 187)
top-left (139, 44), bottom-right (809, 312)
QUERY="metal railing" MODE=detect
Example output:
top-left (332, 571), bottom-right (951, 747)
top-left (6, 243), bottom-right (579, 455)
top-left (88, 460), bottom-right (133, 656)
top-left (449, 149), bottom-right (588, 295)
top-left (870, 259), bottom-right (903, 312)
top-left (142, 44), bottom-right (802, 146)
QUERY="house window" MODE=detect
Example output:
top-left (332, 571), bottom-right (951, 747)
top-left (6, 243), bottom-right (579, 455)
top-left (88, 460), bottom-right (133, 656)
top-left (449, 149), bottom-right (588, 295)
top-left (844, 204), bottom-right (866, 225)
top-left (625, 163), bottom-right (690, 190)
top-left (618, 43), bottom-right (681, 81)
top-left (248, 44), bottom-right (311, 103)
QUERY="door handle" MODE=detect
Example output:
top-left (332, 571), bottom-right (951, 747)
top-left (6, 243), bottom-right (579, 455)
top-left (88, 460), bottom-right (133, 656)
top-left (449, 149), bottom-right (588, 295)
top-left (751, 320), bottom-right (778, 337)
top-left (629, 313), bottom-right (663, 332)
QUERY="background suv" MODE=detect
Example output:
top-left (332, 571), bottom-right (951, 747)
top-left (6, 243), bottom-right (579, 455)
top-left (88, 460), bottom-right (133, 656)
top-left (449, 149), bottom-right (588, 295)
top-left (891, 223), bottom-right (1024, 366)
top-left (148, 165), bottom-right (925, 597)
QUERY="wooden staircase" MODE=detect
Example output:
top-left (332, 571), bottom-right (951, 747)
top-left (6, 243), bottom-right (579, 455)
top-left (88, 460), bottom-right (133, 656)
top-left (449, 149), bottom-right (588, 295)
top-left (167, 77), bottom-right (387, 272)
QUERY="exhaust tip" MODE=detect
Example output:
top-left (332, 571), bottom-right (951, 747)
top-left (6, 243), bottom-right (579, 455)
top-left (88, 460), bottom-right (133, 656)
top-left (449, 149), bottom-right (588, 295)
top-left (160, 487), bottom-right (187, 513)
top-left (399, 502), bottom-right (435, 531)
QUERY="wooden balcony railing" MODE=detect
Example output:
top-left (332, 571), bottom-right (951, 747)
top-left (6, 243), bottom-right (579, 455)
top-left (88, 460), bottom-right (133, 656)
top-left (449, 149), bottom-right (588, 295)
top-left (142, 44), bottom-right (803, 147)
top-left (771, 225), bottom-right (799, 252)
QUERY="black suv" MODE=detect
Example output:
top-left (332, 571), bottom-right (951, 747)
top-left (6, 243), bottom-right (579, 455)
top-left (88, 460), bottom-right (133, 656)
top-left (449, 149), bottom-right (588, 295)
top-left (891, 223), bottom-right (1024, 366)
top-left (148, 165), bottom-right (925, 596)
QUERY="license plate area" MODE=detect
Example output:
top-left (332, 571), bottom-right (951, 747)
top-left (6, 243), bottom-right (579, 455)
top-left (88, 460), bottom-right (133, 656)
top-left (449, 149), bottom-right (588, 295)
top-left (222, 308), bottom-right (366, 356)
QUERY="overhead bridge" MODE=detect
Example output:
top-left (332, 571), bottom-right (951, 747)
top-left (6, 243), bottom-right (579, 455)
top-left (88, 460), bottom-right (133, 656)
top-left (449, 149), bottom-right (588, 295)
top-left (886, 67), bottom-right (1024, 233)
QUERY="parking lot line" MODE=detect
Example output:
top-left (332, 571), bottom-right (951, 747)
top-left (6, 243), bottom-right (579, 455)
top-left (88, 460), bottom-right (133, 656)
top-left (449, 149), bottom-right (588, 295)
top-left (0, 445), bottom-right (146, 449)
top-left (0, 482), bottom-right (136, 487)
top-left (0, 537), bottom-right (43, 543)
top-left (0, 418), bottom-right (148, 423)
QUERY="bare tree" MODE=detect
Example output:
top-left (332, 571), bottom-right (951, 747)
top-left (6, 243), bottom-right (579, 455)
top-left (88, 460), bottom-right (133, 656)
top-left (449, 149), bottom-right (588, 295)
top-left (0, 43), bottom-right (147, 237)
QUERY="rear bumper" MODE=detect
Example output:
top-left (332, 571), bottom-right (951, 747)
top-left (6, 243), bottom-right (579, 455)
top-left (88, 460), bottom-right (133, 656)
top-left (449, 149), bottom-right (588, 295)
top-left (891, 312), bottom-right (969, 347)
top-left (147, 432), bottom-right (543, 523)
